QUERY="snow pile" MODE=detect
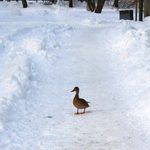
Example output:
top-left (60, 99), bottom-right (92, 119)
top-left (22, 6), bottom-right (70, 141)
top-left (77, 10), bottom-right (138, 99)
top-left (0, 50), bottom-right (31, 130)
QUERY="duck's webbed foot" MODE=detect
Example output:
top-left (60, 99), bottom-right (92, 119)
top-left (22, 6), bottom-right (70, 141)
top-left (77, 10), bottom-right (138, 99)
top-left (74, 112), bottom-right (80, 115)
top-left (81, 108), bottom-right (85, 114)
top-left (74, 109), bottom-right (80, 115)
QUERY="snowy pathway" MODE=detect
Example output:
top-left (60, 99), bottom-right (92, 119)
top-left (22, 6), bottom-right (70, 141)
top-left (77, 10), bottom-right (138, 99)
top-left (0, 4), bottom-right (150, 150)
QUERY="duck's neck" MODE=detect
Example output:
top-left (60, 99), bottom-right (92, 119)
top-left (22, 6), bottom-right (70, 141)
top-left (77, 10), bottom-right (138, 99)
top-left (75, 90), bottom-right (79, 97)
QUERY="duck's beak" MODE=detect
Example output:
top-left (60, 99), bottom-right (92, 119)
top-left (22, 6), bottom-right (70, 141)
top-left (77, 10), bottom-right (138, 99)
top-left (71, 89), bottom-right (75, 92)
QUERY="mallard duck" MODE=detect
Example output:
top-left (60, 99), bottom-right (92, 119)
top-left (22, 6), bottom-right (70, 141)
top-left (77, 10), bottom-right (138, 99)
top-left (71, 87), bottom-right (90, 114)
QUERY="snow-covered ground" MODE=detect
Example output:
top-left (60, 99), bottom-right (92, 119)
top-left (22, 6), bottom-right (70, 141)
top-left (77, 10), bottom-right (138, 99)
top-left (0, 1), bottom-right (150, 150)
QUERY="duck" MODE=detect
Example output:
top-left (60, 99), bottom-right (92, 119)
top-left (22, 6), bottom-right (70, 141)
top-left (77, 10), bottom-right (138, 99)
top-left (71, 87), bottom-right (90, 114)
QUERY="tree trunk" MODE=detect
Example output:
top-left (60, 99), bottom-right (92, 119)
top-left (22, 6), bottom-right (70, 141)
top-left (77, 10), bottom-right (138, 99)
top-left (113, 0), bottom-right (118, 8)
top-left (69, 0), bottom-right (73, 7)
top-left (95, 0), bottom-right (105, 13)
top-left (22, 0), bottom-right (28, 8)
top-left (87, 0), bottom-right (95, 12)
top-left (139, 0), bottom-right (143, 21)
top-left (144, 0), bottom-right (150, 17)
top-left (135, 0), bottom-right (138, 21)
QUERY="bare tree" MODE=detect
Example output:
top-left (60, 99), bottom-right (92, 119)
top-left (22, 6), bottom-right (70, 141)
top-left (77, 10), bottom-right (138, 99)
top-left (95, 0), bottom-right (105, 13)
top-left (22, 0), bottom-right (28, 8)
top-left (135, 0), bottom-right (138, 21)
top-left (144, 0), bottom-right (150, 17)
top-left (139, 0), bottom-right (143, 21)
top-left (87, 0), bottom-right (105, 13)
top-left (113, 0), bottom-right (118, 8)
top-left (87, 0), bottom-right (95, 12)
top-left (69, 0), bottom-right (73, 7)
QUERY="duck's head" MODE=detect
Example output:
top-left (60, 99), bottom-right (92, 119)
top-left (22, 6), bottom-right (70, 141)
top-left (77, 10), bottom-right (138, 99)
top-left (71, 87), bottom-right (79, 92)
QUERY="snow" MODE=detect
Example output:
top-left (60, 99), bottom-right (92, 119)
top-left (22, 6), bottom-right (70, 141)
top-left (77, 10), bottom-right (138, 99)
top-left (0, 1), bottom-right (150, 150)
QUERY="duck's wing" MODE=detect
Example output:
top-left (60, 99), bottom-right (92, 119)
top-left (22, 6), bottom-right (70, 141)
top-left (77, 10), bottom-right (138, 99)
top-left (80, 98), bottom-right (90, 103)
top-left (79, 98), bottom-right (90, 106)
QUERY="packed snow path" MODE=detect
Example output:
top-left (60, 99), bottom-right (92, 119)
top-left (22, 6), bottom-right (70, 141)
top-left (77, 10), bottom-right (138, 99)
top-left (0, 3), bottom-right (150, 150)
